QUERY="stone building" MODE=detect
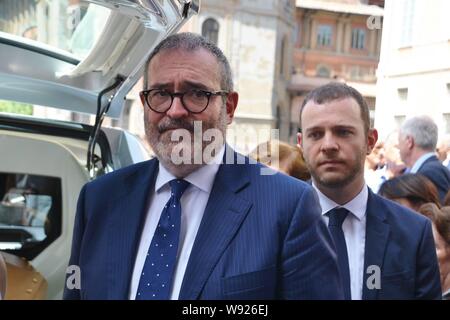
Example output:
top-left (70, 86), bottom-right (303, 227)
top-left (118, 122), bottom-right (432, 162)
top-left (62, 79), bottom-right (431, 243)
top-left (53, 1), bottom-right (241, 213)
top-left (179, 0), bottom-right (296, 153)
top-left (290, 0), bottom-right (383, 142)
top-left (2, 0), bottom-right (390, 154)
top-left (375, 0), bottom-right (450, 141)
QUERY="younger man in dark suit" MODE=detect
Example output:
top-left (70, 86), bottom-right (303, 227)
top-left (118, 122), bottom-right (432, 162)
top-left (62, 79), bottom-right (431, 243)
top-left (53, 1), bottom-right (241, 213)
top-left (298, 83), bottom-right (441, 299)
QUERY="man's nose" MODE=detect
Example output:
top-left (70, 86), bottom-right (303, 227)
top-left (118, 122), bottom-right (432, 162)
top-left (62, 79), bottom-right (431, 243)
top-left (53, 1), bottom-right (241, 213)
top-left (166, 96), bottom-right (189, 118)
top-left (320, 132), bottom-right (339, 152)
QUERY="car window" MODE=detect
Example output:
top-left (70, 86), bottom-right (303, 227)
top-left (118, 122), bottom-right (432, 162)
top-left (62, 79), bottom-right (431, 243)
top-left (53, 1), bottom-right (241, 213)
top-left (0, 0), bottom-right (110, 60)
top-left (0, 172), bottom-right (62, 260)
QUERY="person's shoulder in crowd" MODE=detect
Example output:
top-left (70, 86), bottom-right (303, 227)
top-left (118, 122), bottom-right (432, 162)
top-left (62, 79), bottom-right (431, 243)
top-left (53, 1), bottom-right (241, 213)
top-left (369, 190), bottom-right (442, 299)
top-left (371, 190), bottom-right (432, 229)
top-left (418, 156), bottom-right (450, 202)
top-left (420, 155), bottom-right (450, 172)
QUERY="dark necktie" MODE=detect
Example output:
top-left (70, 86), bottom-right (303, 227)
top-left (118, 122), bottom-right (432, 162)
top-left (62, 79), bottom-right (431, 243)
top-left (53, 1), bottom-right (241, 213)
top-left (327, 207), bottom-right (351, 300)
top-left (136, 179), bottom-right (190, 300)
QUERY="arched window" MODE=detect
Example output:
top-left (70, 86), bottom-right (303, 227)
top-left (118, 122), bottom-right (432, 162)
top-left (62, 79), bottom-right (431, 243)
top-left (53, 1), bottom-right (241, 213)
top-left (316, 65), bottom-right (331, 78)
top-left (202, 18), bottom-right (219, 45)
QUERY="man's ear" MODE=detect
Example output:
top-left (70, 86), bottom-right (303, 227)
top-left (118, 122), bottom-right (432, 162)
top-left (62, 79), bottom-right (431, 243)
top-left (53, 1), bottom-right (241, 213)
top-left (366, 128), bottom-right (378, 154)
top-left (297, 132), bottom-right (303, 148)
top-left (406, 135), bottom-right (414, 149)
top-left (225, 92), bottom-right (238, 125)
top-left (139, 92), bottom-right (146, 108)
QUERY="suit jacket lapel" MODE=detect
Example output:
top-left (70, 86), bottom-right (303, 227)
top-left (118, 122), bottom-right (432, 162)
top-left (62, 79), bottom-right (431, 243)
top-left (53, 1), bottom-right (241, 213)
top-left (362, 190), bottom-right (390, 300)
top-left (106, 159), bottom-right (158, 299)
top-left (178, 150), bottom-right (252, 299)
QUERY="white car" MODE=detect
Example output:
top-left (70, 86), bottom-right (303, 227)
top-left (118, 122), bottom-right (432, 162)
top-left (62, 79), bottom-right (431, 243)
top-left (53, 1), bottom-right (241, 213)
top-left (0, 0), bottom-right (199, 299)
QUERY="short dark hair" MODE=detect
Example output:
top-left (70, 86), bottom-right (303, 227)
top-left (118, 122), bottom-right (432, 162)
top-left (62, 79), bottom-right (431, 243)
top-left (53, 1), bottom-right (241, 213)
top-left (143, 32), bottom-right (233, 92)
top-left (299, 82), bottom-right (370, 134)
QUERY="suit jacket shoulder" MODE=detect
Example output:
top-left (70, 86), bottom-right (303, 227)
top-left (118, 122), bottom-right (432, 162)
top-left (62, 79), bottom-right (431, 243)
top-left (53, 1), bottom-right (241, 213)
top-left (85, 158), bottom-right (158, 194)
top-left (417, 156), bottom-right (450, 203)
top-left (363, 191), bottom-right (441, 299)
top-left (370, 192), bottom-right (430, 230)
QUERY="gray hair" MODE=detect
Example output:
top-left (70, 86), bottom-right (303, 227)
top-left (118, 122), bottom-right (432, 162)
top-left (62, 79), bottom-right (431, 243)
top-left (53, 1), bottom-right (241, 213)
top-left (143, 32), bottom-right (233, 92)
top-left (400, 116), bottom-right (438, 151)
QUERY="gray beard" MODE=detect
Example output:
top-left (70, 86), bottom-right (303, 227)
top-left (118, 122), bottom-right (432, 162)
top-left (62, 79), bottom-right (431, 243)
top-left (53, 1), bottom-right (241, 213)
top-left (145, 109), bottom-right (228, 178)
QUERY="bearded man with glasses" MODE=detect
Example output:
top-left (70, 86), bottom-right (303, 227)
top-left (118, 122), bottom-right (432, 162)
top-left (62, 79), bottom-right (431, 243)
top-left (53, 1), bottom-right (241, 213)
top-left (64, 32), bottom-right (343, 300)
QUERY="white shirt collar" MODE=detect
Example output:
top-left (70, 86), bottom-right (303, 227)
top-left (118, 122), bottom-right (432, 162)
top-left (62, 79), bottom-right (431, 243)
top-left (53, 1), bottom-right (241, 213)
top-left (410, 152), bottom-right (435, 173)
top-left (312, 182), bottom-right (368, 221)
top-left (155, 145), bottom-right (225, 194)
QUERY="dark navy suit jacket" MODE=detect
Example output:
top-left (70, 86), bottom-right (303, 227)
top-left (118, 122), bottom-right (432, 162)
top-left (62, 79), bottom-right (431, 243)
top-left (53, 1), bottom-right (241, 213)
top-left (64, 150), bottom-right (343, 300)
top-left (416, 155), bottom-right (450, 204)
top-left (363, 190), bottom-right (441, 299)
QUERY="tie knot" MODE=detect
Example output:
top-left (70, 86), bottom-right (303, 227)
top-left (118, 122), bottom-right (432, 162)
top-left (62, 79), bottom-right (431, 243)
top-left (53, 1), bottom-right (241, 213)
top-left (327, 207), bottom-right (349, 227)
top-left (169, 179), bottom-right (190, 200)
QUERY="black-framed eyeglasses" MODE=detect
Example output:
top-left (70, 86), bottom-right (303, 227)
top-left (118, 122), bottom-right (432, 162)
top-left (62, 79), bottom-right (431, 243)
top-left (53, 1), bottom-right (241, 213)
top-left (140, 89), bottom-right (229, 114)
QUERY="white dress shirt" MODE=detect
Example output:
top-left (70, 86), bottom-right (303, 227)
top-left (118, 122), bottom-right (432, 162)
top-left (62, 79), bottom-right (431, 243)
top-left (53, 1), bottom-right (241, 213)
top-left (129, 146), bottom-right (224, 300)
top-left (312, 183), bottom-right (368, 300)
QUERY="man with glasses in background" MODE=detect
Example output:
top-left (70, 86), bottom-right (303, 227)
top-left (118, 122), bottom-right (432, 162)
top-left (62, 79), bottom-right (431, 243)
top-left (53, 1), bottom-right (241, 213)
top-left (64, 33), bottom-right (343, 300)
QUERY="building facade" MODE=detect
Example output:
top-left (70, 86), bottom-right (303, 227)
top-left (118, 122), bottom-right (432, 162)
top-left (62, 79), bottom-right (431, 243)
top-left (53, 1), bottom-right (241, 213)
top-left (375, 0), bottom-right (450, 141)
top-left (180, 0), bottom-right (296, 153)
top-left (290, 0), bottom-right (383, 142)
top-left (3, 0), bottom-right (395, 155)
top-left (1, 0), bottom-right (297, 155)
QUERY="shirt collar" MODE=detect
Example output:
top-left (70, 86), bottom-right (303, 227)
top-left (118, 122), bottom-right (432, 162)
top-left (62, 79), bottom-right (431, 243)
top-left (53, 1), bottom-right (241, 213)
top-left (155, 145), bottom-right (225, 194)
top-left (410, 152), bottom-right (435, 173)
top-left (312, 182), bottom-right (368, 221)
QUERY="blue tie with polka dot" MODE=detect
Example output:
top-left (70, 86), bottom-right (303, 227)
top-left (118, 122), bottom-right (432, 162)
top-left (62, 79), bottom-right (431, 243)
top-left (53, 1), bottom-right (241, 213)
top-left (136, 179), bottom-right (190, 300)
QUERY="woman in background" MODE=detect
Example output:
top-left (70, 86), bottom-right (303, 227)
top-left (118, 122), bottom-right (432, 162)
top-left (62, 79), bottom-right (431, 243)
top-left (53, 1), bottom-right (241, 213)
top-left (418, 204), bottom-right (450, 299)
top-left (378, 174), bottom-right (440, 211)
top-left (444, 190), bottom-right (450, 206)
top-left (249, 140), bottom-right (310, 181)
